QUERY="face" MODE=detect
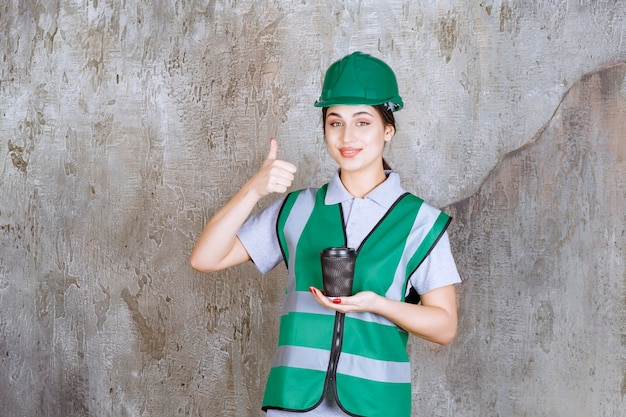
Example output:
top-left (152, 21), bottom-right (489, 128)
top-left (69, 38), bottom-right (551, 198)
top-left (324, 105), bottom-right (395, 176)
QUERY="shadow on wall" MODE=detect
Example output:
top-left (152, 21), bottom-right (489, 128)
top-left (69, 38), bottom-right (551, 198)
top-left (439, 62), bottom-right (626, 416)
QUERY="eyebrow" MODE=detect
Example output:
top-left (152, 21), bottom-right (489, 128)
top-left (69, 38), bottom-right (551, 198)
top-left (326, 111), bottom-right (374, 118)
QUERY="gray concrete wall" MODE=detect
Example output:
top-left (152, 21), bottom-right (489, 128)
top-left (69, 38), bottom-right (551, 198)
top-left (0, 1), bottom-right (624, 416)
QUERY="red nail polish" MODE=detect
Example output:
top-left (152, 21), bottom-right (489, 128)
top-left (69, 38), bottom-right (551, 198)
top-left (332, 298), bottom-right (342, 304)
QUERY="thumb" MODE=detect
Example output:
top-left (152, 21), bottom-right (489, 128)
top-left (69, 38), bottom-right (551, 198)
top-left (266, 138), bottom-right (278, 161)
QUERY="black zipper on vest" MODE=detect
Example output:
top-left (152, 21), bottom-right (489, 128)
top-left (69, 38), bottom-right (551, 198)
top-left (325, 202), bottom-right (347, 398)
top-left (324, 311), bottom-right (345, 401)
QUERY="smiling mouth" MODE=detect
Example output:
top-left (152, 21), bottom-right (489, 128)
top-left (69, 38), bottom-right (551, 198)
top-left (339, 147), bottom-right (361, 158)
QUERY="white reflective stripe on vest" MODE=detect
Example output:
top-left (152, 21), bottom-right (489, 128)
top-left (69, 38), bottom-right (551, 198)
top-left (281, 292), bottom-right (403, 328)
top-left (346, 311), bottom-right (401, 329)
top-left (283, 189), bottom-right (317, 294)
top-left (337, 352), bottom-right (411, 384)
top-left (280, 294), bottom-right (407, 330)
top-left (281, 291), bottom-right (335, 316)
top-left (272, 345), bottom-right (410, 384)
top-left (271, 345), bottom-right (330, 371)
top-left (385, 201), bottom-right (442, 300)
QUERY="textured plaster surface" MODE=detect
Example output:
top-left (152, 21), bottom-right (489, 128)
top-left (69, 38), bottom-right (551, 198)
top-left (0, 1), bottom-right (625, 416)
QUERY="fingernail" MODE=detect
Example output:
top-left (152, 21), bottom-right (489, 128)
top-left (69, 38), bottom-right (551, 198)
top-left (332, 298), bottom-right (342, 304)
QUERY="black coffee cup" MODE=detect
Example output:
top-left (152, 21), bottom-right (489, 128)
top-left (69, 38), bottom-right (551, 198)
top-left (320, 247), bottom-right (356, 297)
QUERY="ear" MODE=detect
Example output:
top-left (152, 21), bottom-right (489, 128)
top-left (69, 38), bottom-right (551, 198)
top-left (384, 125), bottom-right (395, 142)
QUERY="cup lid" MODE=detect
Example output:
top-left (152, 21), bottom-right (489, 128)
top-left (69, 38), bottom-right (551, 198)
top-left (321, 247), bottom-right (356, 257)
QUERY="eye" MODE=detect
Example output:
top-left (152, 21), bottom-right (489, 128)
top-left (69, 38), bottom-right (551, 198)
top-left (356, 120), bottom-right (370, 126)
top-left (328, 120), bottom-right (343, 127)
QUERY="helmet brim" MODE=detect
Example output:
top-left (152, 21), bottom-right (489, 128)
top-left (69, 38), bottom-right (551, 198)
top-left (313, 97), bottom-right (404, 111)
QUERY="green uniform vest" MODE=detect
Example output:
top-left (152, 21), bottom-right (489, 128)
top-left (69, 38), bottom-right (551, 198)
top-left (262, 184), bottom-right (451, 417)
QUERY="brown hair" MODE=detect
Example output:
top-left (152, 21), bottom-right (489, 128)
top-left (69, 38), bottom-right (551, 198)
top-left (322, 104), bottom-right (396, 170)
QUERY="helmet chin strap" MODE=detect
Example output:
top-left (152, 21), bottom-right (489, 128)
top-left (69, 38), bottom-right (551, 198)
top-left (383, 102), bottom-right (399, 112)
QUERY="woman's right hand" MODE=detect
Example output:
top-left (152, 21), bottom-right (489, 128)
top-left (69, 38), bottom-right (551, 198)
top-left (190, 138), bottom-right (296, 272)
top-left (248, 138), bottom-right (297, 198)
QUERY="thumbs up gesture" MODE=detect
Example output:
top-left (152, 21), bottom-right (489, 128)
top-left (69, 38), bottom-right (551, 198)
top-left (249, 138), bottom-right (297, 198)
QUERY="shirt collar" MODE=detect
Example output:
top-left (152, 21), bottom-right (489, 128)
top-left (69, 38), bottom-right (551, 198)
top-left (325, 170), bottom-right (406, 209)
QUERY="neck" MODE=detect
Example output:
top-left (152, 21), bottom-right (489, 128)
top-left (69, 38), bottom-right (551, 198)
top-left (339, 168), bottom-right (387, 198)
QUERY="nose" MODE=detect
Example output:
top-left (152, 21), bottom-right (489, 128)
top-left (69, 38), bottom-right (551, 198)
top-left (341, 124), bottom-right (356, 144)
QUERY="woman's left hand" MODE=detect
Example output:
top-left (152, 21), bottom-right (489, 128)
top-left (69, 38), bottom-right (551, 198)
top-left (309, 286), bottom-right (380, 314)
top-left (309, 284), bottom-right (458, 345)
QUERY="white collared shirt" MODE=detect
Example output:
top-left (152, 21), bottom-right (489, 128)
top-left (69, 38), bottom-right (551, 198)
top-left (238, 171), bottom-right (461, 296)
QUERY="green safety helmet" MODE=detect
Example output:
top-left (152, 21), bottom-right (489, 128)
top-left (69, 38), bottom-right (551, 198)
top-left (314, 51), bottom-right (404, 111)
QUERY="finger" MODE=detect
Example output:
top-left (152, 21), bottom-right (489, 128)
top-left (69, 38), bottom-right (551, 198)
top-left (276, 167), bottom-right (296, 182)
top-left (266, 138), bottom-right (278, 161)
top-left (309, 287), bottom-right (325, 303)
top-left (272, 176), bottom-right (294, 190)
top-left (272, 160), bottom-right (297, 174)
top-left (268, 160), bottom-right (297, 176)
top-left (265, 166), bottom-right (294, 190)
top-left (310, 287), bottom-right (336, 307)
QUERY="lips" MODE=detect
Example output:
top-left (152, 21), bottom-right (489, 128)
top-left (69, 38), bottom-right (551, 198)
top-left (339, 147), bottom-right (361, 158)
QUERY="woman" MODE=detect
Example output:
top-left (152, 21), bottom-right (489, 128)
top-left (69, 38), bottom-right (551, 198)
top-left (190, 52), bottom-right (461, 417)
